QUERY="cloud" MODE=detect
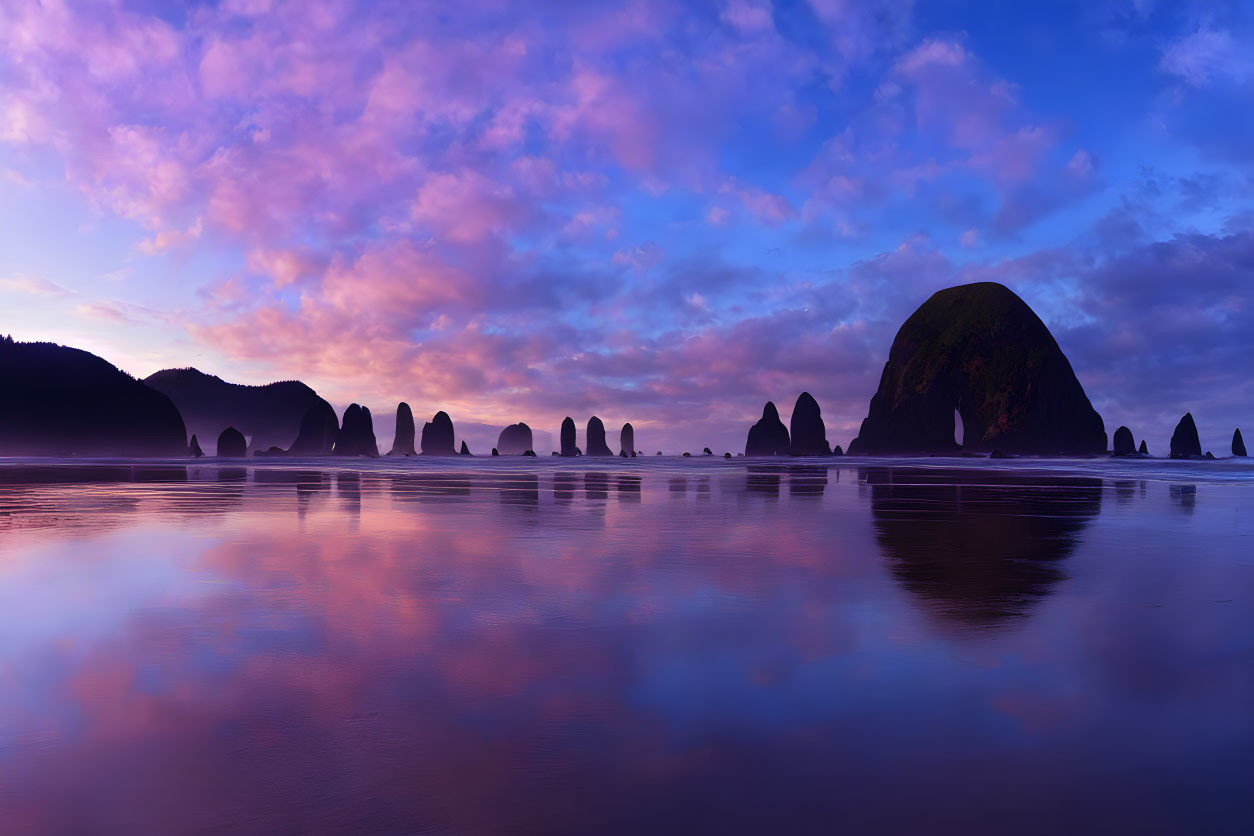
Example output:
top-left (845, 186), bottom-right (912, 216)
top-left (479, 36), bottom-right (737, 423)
top-left (1161, 27), bottom-right (1254, 86)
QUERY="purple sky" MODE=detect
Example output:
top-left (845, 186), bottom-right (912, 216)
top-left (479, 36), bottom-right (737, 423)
top-left (1, 0), bottom-right (1252, 454)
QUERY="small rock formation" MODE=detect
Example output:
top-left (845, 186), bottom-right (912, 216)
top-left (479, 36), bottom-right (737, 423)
top-left (1169, 413), bottom-right (1202, 459)
top-left (334, 404), bottom-right (380, 456)
top-left (1112, 426), bottom-right (1136, 456)
top-left (189, 435), bottom-right (204, 457)
top-left (745, 402), bottom-right (790, 456)
top-left (620, 423), bottom-right (635, 457)
top-left (1205, 451), bottom-right (1215, 459)
top-left (1138, 440), bottom-right (1148, 455)
top-left (848, 282), bottom-right (1106, 455)
top-left (585, 416), bottom-right (614, 456)
top-left (460, 441), bottom-right (471, 455)
top-left (523, 450), bottom-right (537, 457)
top-left (703, 447), bottom-right (713, 455)
top-left (1233, 428), bottom-right (1247, 457)
top-left (254, 446), bottom-right (287, 457)
top-left (832, 445), bottom-right (844, 456)
top-left (389, 402), bottom-right (416, 456)
top-left (217, 427), bottom-right (247, 458)
top-left (492, 448), bottom-right (500, 456)
top-left (560, 417), bottom-right (579, 457)
top-left (724, 452), bottom-right (731, 458)
top-left (789, 392), bottom-right (830, 456)
top-left (682, 452), bottom-right (692, 457)
top-left (420, 411), bottom-right (457, 456)
top-left (497, 422), bottom-right (534, 455)
top-left (288, 401), bottom-right (339, 455)
top-left (989, 449), bottom-right (1010, 459)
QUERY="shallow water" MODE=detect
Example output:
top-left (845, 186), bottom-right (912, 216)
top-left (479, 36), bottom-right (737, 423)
top-left (1, 456), bottom-right (1251, 835)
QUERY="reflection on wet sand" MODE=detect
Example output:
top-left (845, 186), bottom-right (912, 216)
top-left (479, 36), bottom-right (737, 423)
top-left (862, 468), bottom-right (1102, 626)
top-left (1170, 483), bottom-right (1197, 514)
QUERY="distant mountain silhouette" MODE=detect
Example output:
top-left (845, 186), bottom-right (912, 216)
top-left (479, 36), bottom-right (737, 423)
top-left (389, 402), bottom-right (416, 456)
top-left (848, 282), bottom-right (1106, 455)
top-left (288, 402), bottom-right (339, 455)
top-left (560, 417), bottom-right (579, 457)
top-left (745, 402), bottom-right (790, 456)
top-left (420, 411), bottom-right (457, 455)
top-left (0, 338), bottom-right (187, 456)
top-left (497, 422), bottom-right (533, 455)
top-left (1169, 412), bottom-right (1201, 459)
top-left (144, 367), bottom-right (330, 454)
top-left (333, 404), bottom-right (379, 456)
top-left (789, 392), bottom-right (829, 456)
top-left (620, 422), bottom-right (635, 457)
top-left (585, 416), bottom-right (613, 456)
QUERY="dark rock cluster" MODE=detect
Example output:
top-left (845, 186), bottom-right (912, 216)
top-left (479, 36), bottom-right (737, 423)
top-left (560, 417), bottom-right (580, 457)
top-left (1112, 426), bottom-right (1136, 456)
top-left (789, 392), bottom-right (829, 456)
top-left (620, 423), bottom-right (635, 457)
top-left (421, 411), bottom-right (457, 456)
top-left (288, 401), bottom-right (339, 455)
top-left (1169, 413), bottom-right (1201, 459)
top-left (497, 422), bottom-right (533, 455)
top-left (334, 404), bottom-right (379, 456)
top-left (745, 402), bottom-right (790, 456)
top-left (217, 426), bottom-right (247, 458)
top-left (389, 403), bottom-right (416, 456)
top-left (585, 416), bottom-right (614, 456)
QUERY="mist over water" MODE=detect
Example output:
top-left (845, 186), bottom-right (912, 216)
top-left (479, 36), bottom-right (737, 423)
top-left (1, 457), bottom-right (1251, 834)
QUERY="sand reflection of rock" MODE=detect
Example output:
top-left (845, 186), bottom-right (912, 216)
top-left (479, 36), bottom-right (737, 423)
top-left (1169, 484), bottom-right (1197, 514)
top-left (862, 468), bottom-right (1102, 627)
top-left (788, 465), bottom-right (828, 498)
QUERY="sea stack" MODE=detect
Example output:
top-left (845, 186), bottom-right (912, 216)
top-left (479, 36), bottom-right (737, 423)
top-left (389, 402), bottom-right (416, 455)
top-left (497, 422), bottom-right (533, 455)
top-left (1234, 428), bottom-right (1247, 457)
top-left (334, 404), bottom-right (380, 456)
top-left (189, 435), bottom-right (204, 458)
top-left (560, 417), bottom-right (579, 457)
top-left (217, 427), bottom-right (247, 458)
top-left (789, 392), bottom-right (829, 456)
top-left (1112, 426), bottom-right (1136, 456)
top-left (847, 282), bottom-right (1106, 455)
top-left (288, 401), bottom-right (339, 455)
top-left (420, 411), bottom-right (457, 456)
top-left (586, 416), bottom-right (613, 456)
top-left (620, 423), bottom-right (636, 457)
top-left (460, 441), bottom-right (471, 456)
top-left (1169, 413), bottom-right (1201, 459)
top-left (745, 402), bottom-right (790, 456)
top-left (1139, 440), bottom-right (1148, 455)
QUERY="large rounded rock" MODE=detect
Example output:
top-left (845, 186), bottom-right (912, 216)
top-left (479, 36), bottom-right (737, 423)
top-left (1233, 428), bottom-right (1246, 457)
top-left (420, 411), bottom-right (457, 456)
top-left (586, 416), bottom-right (614, 456)
top-left (288, 401), bottom-right (339, 455)
top-left (745, 402), bottom-right (790, 456)
top-left (1112, 426), bottom-right (1135, 456)
top-left (389, 402), bottom-right (416, 455)
top-left (497, 422), bottom-right (533, 455)
top-left (620, 422), bottom-right (635, 457)
top-left (789, 392), bottom-right (829, 456)
top-left (1169, 413), bottom-right (1201, 459)
top-left (334, 404), bottom-right (380, 456)
top-left (217, 426), bottom-right (247, 458)
top-left (848, 282), bottom-right (1106, 455)
top-left (560, 417), bottom-right (579, 457)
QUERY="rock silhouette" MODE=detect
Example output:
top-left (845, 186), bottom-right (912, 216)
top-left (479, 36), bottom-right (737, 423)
top-left (497, 422), bottom-right (533, 455)
top-left (1169, 413), bottom-right (1202, 459)
top-left (0, 338), bottom-right (188, 456)
top-left (389, 403), bottom-right (416, 456)
top-left (334, 404), bottom-right (380, 456)
top-left (745, 402), bottom-right (790, 456)
top-left (217, 427), bottom-right (247, 458)
top-left (560, 417), bottom-right (579, 457)
top-left (1139, 440), bottom-right (1148, 455)
top-left (585, 416), bottom-right (614, 456)
top-left (420, 411), bottom-right (457, 456)
top-left (1234, 428), bottom-right (1247, 457)
top-left (848, 283), bottom-right (1106, 456)
top-left (288, 401), bottom-right (339, 455)
top-left (1112, 426), bottom-right (1136, 456)
top-left (189, 435), bottom-right (204, 458)
top-left (789, 392), bottom-right (829, 456)
top-left (460, 441), bottom-right (471, 455)
top-left (620, 423), bottom-right (635, 457)
top-left (145, 367), bottom-right (329, 455)
top-left (492, 448), bottom-right (500, 456)
top-left (832, 445), bottom-right (844, 456)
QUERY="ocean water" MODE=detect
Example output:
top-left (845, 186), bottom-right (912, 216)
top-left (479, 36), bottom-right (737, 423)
top-left (0, 456), bottom-right (1251, 835)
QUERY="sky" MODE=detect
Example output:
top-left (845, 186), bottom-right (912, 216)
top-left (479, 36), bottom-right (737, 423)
top-left (1, 0), bottom-right (1252, 455)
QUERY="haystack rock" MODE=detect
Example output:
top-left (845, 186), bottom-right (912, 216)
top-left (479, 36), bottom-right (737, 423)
top-left (334, 404), bottom-right (380, 456)
top-left (217, 427), bottom-right (247, 458)
top-left (389, 402), bottom-right (416, 456)
top-left (1112, 426), bottom-right (1136, 456)
top-left (1139, 440), bottom-right (1148, 455)
top-left (1234, 428), bottom-right (1247, 457)
top-left (1169, 413), bottom-right (1201, 459)
top-left (848, 282), bottom-right (1106, 455)
top-left (497, 422), bottom-right (533, 455)
top-left (789, 392), bottom-right (829, 456)
top-left (620, 423), bottom-right (635, 457)
top-left (559, 417), bottom-right (578, 456)
top-left (189, 435), bottom-right (204, 458)
top-left (745, 402), bottom-right (790, 456)
top-left (419, 411), bottom-right (457, 455)
top-left (288, 401), bottom-right (339, 455)
top-left (586, 416), bottom-right (613, 456)
top-left (460, 441), bottom-right (471, 456)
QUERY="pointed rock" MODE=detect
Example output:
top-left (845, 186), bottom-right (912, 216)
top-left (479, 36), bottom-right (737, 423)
top-left (497, 422), bottom-right (533, 455)
top-left (832, 445), bottom-right (844, 456)
top-left (460, 440), bottom-right (471, 456)
top-left (560, 417), bottom-right (579, 457)
top-left (333, 404), bottom-right (379, 456)
top-left (586, 416), bottom-right (613, 456)
top-left (189, 434), bottom-right (204, 458)
top-left (1169, 413), bottom-right (1201, 459)
top-left (217, 426), bottom-right (247, 458)
top-left (620, 422), bottom-right (635, 457)
top-left (288, 401), bottom-right (339, 455)
top-left (1112, 426), bottom-right (1136, 456)
top-left (1139, 440), bottom-right (1148, 455)
top-left (420, 411), bottom-right (457, 456)
top-left (1234, 428), bottom-right (1247, 457)
top-left (492, 448), bottom-right (500, 456)
top-left (745, 402), bottom-right (790, 456)
top-left (789, 392), bottom-right (829, 456)
top-left (389, 402), bottom-right (416, 455)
